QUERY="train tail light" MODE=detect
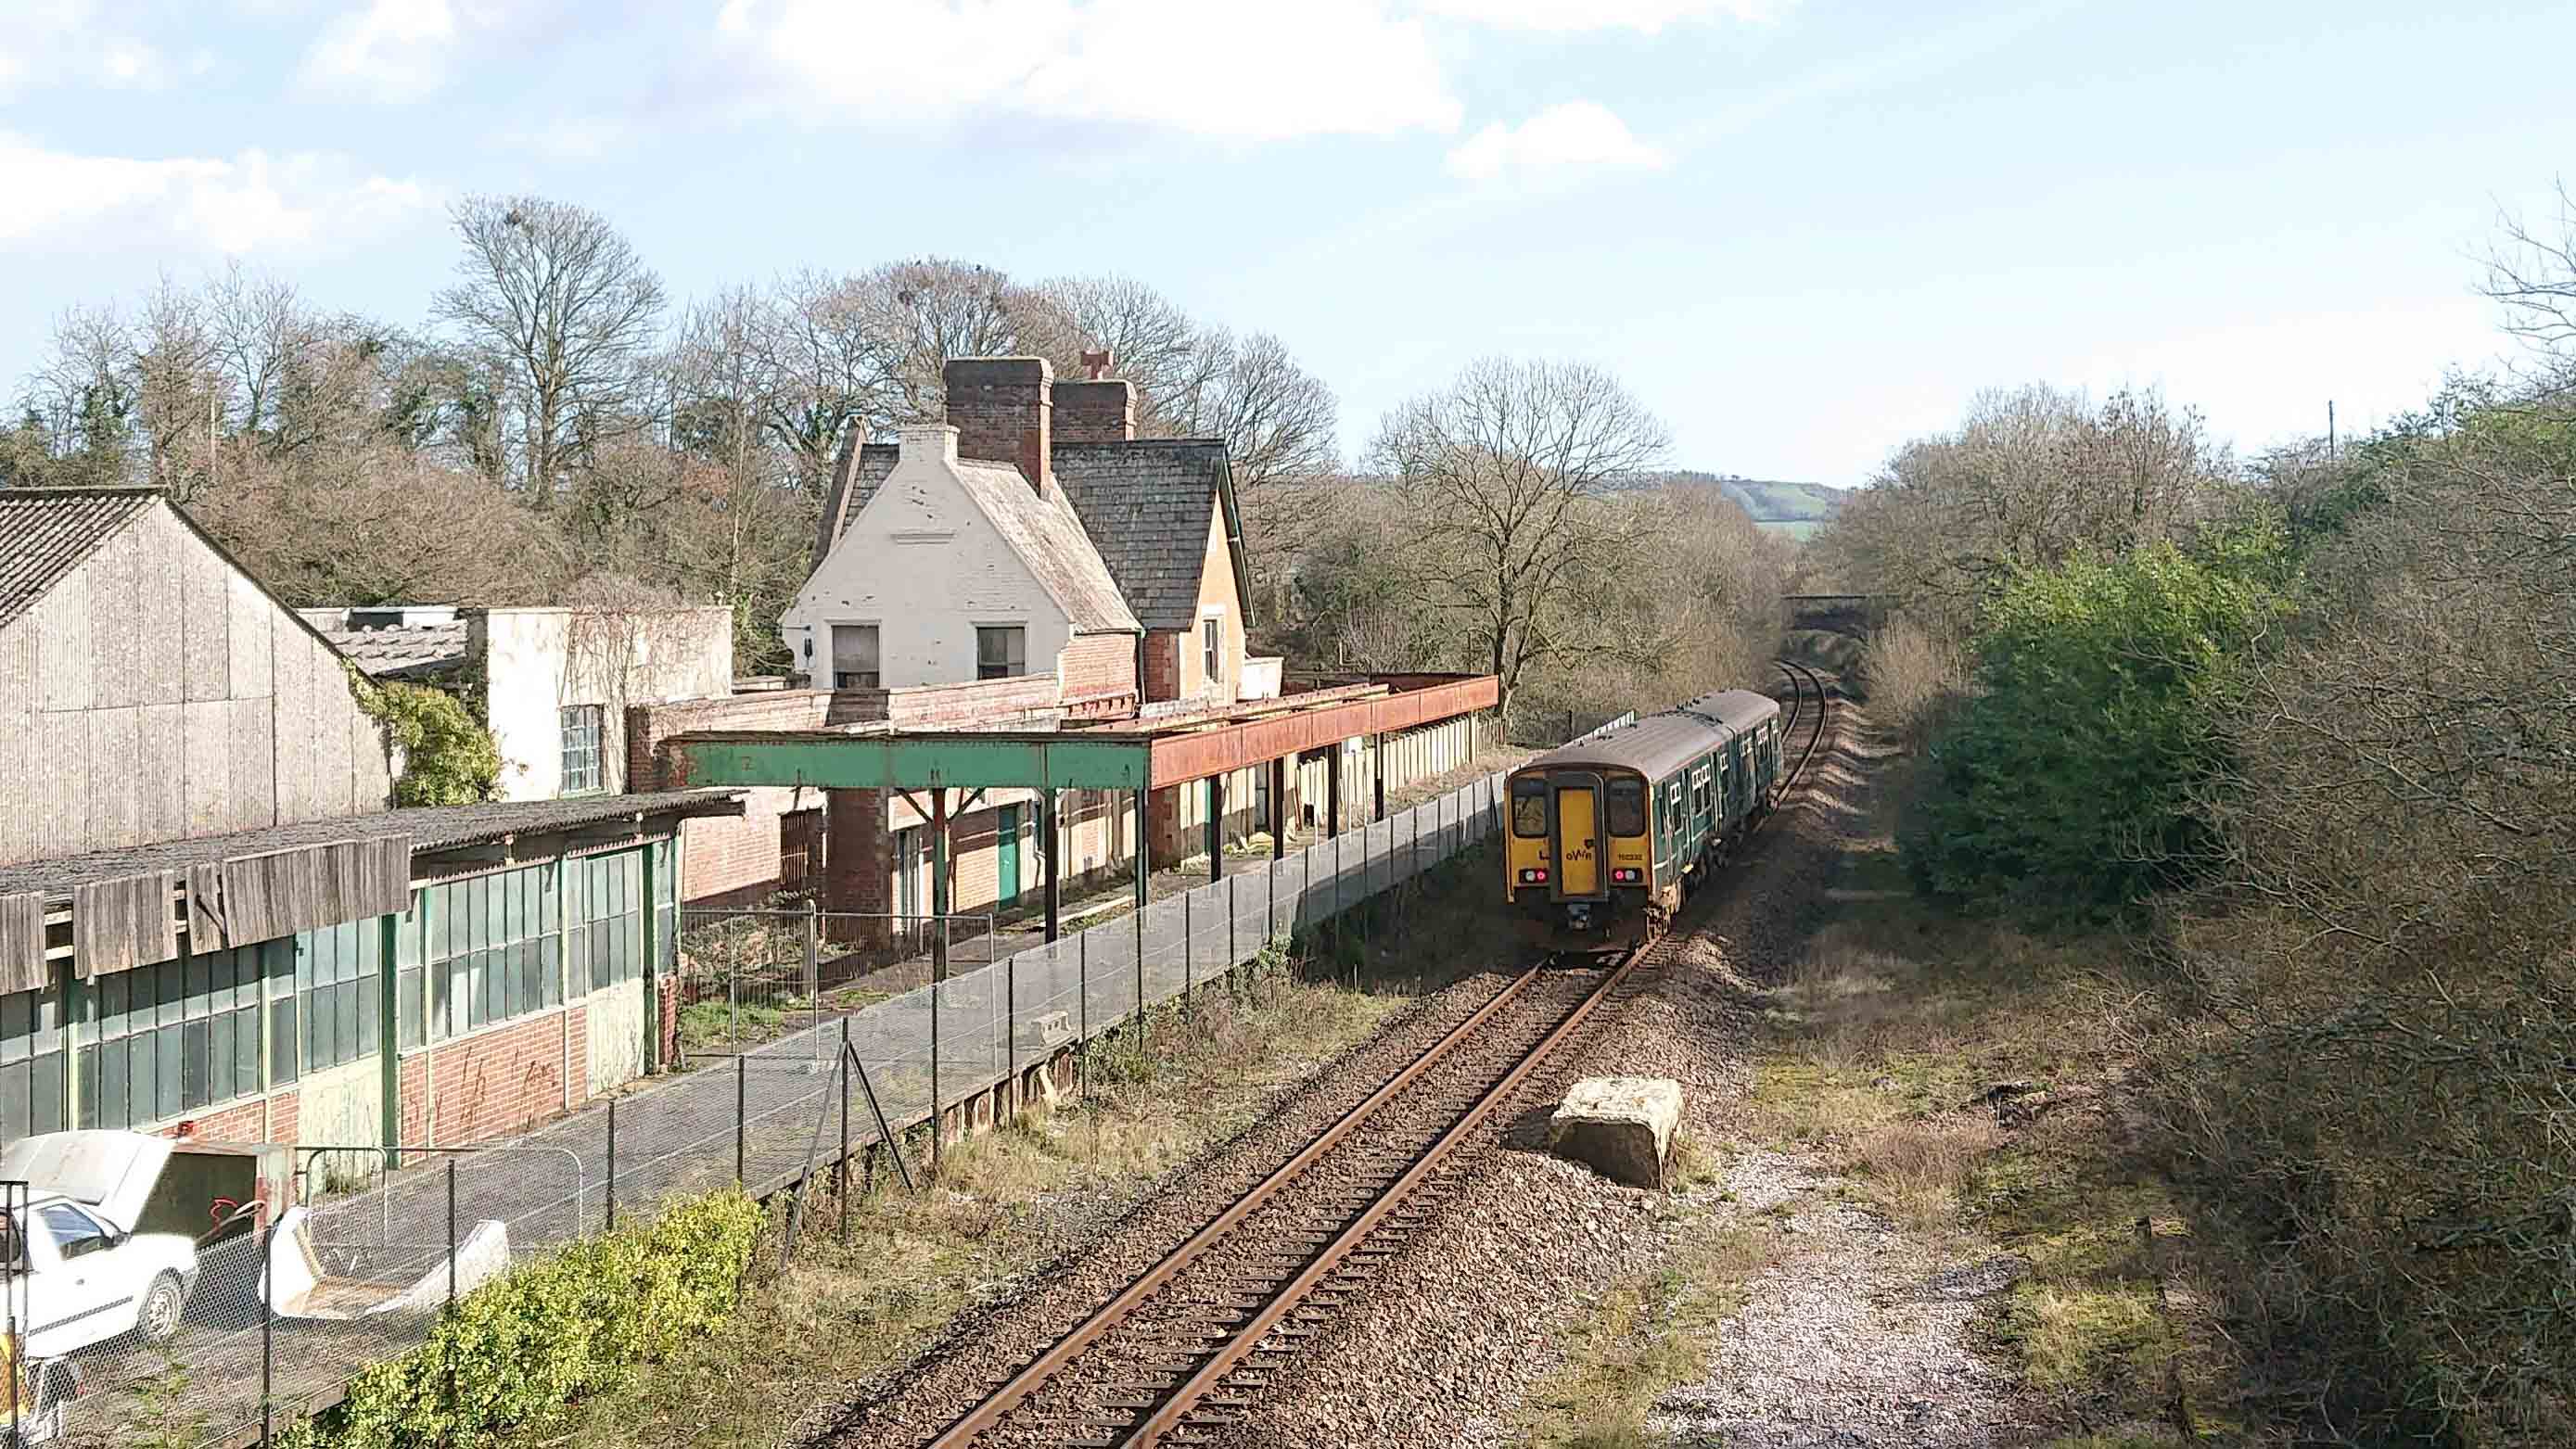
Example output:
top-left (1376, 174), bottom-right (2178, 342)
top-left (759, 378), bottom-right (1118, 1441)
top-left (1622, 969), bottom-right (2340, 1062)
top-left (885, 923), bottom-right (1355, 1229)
top-left (1611, 868), bottom-right (1644, 884)
top-left (1517, 868), bottom-right (1549, 884)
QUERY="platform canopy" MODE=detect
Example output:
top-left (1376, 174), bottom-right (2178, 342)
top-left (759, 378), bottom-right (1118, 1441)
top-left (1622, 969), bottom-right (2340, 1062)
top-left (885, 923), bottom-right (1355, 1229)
top-left (661, 674), bottom-right (1499, 795)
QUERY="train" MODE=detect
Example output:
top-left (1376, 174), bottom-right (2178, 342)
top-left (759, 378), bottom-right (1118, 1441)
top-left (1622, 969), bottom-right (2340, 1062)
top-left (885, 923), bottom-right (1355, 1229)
top-left (1503, 688), bottom-right (1786, 954)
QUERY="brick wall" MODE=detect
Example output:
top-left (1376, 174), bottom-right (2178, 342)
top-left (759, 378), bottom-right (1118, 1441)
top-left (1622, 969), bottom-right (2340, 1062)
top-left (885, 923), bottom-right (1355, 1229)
top-left (170, 1090), bottom-right (297, 1146)
top-left (1058, 631), bottom-right (1139, 710)
top-left (1142, 629), bottom-right (1182, 703)
top-left (882, 674), bottom-right (1059, 727)
top-left (397, 1006), bottom-right (587, 1148)
top-left (823, 785), bottom-right (891, 942)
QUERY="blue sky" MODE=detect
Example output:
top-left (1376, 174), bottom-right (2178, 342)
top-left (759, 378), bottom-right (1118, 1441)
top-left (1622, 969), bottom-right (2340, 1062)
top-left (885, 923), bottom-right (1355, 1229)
top-left (4, 0), bottom-right (2572, 484)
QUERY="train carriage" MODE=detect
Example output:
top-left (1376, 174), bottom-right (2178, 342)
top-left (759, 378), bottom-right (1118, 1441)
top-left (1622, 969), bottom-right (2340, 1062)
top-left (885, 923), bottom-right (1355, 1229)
top-left (1504, 688), bottom-right (1785, 954)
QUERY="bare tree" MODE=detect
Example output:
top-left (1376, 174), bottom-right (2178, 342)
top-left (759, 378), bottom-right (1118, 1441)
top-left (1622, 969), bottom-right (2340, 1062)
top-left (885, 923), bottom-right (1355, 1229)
top-left (206, 262), bottom-right (308, 437)
top-left (1157, 328), bottom-right (1339, 493)
top-left (754, 269), bottom-right (888, 495)
top-left (850, 258), bottom-right (1069, 426)
top-left (2484, 178), bottom-right (2576, 375)
top-left (1371, 357), bottom-right (1670, 731)
top-left (434, 194), bottom-right (668, 507)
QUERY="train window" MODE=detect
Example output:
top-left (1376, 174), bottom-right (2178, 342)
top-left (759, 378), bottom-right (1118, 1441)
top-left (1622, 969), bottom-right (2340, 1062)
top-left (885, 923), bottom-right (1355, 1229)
top-left (1607, 778), bottom-right (1645, 836)
top-left (1511, 778), bottom-right (1548, 837)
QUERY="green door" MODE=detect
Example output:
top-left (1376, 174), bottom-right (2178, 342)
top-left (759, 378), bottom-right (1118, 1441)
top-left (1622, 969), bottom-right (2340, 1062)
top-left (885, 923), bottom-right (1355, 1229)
top-left (997, 806), bottom-right (1021, 903)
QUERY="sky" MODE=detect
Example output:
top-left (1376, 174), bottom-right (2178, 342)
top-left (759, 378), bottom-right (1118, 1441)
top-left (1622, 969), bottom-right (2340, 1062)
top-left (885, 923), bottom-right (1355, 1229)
top-left (3, 0), bottom-right (2573, 486)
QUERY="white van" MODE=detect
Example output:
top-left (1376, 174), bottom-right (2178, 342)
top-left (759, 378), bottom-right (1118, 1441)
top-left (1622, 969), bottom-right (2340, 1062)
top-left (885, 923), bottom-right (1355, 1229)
top-left (0, 1134), bottom-right (203, 1358)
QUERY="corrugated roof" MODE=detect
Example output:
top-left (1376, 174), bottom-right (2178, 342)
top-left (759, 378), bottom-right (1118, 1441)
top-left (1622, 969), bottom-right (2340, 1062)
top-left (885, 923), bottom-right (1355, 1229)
top-left (1521, 689), bottom-right (1783, 782)
top-left (0, 487), bottom-right (159, 632)
top-left (1051, 439), bottom-right (1245, 632)
top-left (949, 462), bottom-right (1141, 635)
top-left (323, 622), bottom-right (470, 678)
top-left (0, 789), bottom-right (748, 903)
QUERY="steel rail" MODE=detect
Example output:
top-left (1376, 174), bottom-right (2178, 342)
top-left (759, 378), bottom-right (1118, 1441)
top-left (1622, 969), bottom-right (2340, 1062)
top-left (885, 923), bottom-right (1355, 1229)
top-left (1120, 947), bottom-right (1651, 1446)
top-left (925, 963), bottom-right (1550, 1448)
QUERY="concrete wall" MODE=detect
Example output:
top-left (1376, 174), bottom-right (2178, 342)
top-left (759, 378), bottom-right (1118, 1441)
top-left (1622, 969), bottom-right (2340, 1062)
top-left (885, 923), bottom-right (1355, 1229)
top-left (0, 503), bottom-right (394, 866)
top-left (479, 606), bottom-right (733, 803)
top-left (783, 426), bottom-right (1078, 695)
top-left (585, 981), bottom-right (647, 1097)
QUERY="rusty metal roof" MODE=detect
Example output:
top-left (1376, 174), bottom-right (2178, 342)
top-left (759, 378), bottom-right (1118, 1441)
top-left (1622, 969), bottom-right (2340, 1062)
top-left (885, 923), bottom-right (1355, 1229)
top-left (0, 487), bottom-right (159, 632)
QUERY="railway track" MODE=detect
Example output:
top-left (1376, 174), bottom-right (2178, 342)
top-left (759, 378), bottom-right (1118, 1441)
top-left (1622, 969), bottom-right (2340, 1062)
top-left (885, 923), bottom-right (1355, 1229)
top-left (920, 663), bottom-right (1835, 1449)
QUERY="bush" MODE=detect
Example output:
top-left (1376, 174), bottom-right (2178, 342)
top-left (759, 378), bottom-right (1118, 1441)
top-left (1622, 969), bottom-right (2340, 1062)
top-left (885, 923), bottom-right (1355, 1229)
top-left (349, 668), bottom-right (504, 807)
top-left (1902, 524), bottom-right (2289, 922)
top-left (1856, 614), bottom-right (1968, 748)
top-left (296, 1188), bottom-right (763, 1447)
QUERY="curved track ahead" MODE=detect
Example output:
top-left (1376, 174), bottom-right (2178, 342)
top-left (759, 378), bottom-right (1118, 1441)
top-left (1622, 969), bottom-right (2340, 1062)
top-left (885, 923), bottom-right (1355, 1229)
top-left (921, 663), bottom-right (1833, 1449)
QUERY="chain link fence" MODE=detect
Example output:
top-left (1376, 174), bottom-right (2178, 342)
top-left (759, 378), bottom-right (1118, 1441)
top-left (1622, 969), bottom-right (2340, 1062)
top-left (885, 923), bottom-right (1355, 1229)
top-left (14, 769), bottom-right (1510, 1448)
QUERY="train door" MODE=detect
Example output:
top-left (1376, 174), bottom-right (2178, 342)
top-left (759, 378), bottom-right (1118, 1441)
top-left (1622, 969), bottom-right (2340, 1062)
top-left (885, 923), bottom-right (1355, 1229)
top-left (1552, 774), bottom-right (1604, 898)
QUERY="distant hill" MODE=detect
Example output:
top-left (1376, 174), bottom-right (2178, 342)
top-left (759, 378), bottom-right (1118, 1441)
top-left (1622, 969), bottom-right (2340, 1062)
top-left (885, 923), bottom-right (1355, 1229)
top-left (1640, 471), bottom-right (1845, 540)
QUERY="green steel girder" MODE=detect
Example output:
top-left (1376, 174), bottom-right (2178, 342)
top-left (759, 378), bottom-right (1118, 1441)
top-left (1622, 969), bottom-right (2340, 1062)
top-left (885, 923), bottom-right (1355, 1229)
top-left (668, 731), bottom-right (1152, 792)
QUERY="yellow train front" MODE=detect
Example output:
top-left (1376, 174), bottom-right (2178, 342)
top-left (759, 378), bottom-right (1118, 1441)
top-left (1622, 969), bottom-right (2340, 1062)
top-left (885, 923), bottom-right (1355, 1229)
top-left (1504, 689), bottom-right (1785, 955)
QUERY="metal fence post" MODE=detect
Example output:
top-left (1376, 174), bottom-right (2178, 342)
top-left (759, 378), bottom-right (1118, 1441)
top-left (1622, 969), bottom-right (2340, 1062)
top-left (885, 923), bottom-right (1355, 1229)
top-left (1133, 891), bottom-right (1146, 1051)
top-left (261, 1213), bottom-right (275, 1447)
top-left (446, 1158), bottom-right (460, 1426)
top-left (1183, 888), bottom-right (1193, 1003)
top-left (735, 1049), bottom-right (747, 1187)
top-left (838, 1017), bottom-right (852, 1243)
top-left (803, 898), bottom-right (822, 1033)
top-left (1004, 948), bottom-right (1017, 1120)
top-left (1227, 872), bottom-right (1237, 979)
top-left (606, 1094), bottom-right (618, 1232)
top-left (1078, 928), bottom-right (1089, 1050)
top-left (931, 939), bottom-right (944, 1174)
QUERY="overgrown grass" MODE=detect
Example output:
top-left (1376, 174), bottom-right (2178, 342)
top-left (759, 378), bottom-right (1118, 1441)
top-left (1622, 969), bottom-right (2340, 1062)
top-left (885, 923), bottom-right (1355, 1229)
top-left (1729, 756), bottom-right (2235, 1437)
top-left (1516, 1223), bottom-right (1772, 1449)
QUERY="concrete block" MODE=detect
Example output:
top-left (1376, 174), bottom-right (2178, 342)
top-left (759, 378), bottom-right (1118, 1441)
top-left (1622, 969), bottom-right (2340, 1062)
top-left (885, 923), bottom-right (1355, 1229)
top-left (1549, 1075), bottom-right (1682, 1188)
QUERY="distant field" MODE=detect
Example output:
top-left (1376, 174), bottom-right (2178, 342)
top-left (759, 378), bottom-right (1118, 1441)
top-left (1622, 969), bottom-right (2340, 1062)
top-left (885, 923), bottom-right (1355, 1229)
top-left (1757, 519), bottom-right (1824, 541)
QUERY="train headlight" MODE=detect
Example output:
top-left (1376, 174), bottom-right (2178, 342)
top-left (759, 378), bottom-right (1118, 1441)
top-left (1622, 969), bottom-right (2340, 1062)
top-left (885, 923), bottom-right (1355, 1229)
top-left (1611, 868), bottom-right (1643, 884)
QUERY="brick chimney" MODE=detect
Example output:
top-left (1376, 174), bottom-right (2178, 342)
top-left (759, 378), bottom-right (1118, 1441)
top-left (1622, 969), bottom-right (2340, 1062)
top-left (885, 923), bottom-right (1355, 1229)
top-left (1053, 349), bottom-right (1136, 443)
top-left (942, 356), bottom-right (1052, 492)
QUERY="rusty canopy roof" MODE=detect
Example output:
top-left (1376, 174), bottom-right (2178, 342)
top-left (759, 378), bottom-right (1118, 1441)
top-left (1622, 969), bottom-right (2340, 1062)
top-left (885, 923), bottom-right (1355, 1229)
top-left (663, 674), bottom-right (1498, 794)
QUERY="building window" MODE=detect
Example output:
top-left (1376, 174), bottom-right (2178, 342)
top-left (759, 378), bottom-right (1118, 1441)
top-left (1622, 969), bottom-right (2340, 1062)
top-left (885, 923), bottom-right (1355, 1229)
top-left (568, 849), bottom-right (647, 995)
top-left (417, 866), bottom-right (560, 1043)
top-left (1202, 615), bottom-right (1222, 684)
top-left (77, 940), bottom-right (287, 1132)
top-left (1, 978), bottom-right (68, 1141)
top-left (296, 920), bottom-right (382, 1074)
top-left (976, 626), bottom-right (1027, 680)
top-left (832, 624), bottom-right (880, 690)
top-left (560, 705), bottom-right (604, 794)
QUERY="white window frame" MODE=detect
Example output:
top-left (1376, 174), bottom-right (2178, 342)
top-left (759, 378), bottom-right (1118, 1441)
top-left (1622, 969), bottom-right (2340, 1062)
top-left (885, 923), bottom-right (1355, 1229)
top-left (1200, 610), bottom-right (1223, 685)
top-left (559, 704), bottom-right (605, 794)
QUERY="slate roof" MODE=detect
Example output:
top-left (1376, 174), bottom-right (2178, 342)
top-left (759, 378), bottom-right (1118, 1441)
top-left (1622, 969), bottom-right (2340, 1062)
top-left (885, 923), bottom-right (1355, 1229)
top-left (0, 487), bottom-right (159, 632)
top-left (950, 461), bottom-right (1141, 634)
top-left (1043, 439), bottom-right (1249, 633)
top-left (810, 426), bottom-right (1252, 634)
top-left (0, 789), bottom-right (749, 903)
top-left (322, 621), bottom-right (470, 679)
top-left (811, 440), bottom-right (899, 573)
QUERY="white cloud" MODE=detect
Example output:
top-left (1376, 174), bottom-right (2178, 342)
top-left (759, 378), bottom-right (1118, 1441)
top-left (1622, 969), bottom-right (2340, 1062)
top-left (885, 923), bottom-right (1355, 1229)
top-left (709, 0), bottom-right (1462, 140)
top-left (1445, 101), bottom-right (1666, 182)
top-left (0, 133), bottom-right (431, 255)
top-left (1417, 0), bottom-right (1791, 32)
top-left (0, 0), bottom-right (177, 94)
top-left (299, 0), bottom-right (463, 101)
